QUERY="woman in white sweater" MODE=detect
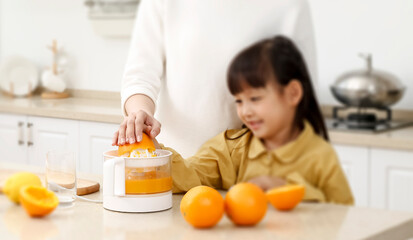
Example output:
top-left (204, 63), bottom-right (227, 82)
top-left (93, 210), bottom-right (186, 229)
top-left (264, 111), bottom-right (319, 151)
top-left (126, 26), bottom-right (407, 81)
top-left (114, 0), bottom-right (317, 158)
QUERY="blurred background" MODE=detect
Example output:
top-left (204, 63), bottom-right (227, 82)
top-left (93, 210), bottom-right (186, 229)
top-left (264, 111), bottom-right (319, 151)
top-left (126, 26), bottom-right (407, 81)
top-left (0, 0), bottom-right (412, 109)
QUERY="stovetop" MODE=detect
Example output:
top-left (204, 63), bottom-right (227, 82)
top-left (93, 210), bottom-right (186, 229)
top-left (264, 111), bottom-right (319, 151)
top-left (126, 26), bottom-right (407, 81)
top-left (325, 118), bottom-right (413, 134)
top-left (325, 106), bottom-right (413, 134)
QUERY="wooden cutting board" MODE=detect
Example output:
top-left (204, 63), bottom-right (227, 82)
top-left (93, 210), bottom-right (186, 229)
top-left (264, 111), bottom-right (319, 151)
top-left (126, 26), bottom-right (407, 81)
top-left (0, 169), bottom-right (100, 196)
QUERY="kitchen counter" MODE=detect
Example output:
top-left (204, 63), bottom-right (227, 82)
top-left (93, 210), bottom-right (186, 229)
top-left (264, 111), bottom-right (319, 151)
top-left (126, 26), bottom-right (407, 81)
top-left (1, 92), bottom-right (413, 151)
top-left (0, 92), bottom-right (123, 124)
top-left (1, 164), bottom-right (413, 240)
top-left (1, 186), bottom-right (413, 239)
top-left (328, 126), bottom-right (413, 151)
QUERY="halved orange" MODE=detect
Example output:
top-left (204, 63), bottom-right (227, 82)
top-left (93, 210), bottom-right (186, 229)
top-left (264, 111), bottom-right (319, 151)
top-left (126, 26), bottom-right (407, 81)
top-left (20, 185), bottom-right (59, 217)
top-left (118, 132), bottom-right (156, 157)
top-left (266, 184), bottom-right (305, 211)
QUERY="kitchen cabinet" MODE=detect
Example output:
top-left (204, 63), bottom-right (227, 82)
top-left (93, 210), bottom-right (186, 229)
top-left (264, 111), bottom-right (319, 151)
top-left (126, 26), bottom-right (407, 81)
top-left (0, 113), bottom-right (118, 173)
top-left (79, 121), bottom-right (118, 174)
top-left (28, 116), bottom-right (79, 166)
top-left (335, 143), bottom-right (413, 212)
top-left (0, 113), bottom-right (78, 167)
top-left (0, 113), bottom-right (27, 164)
top-left (334, 144), bottom-right (369, 207)
top-left (370, 148), bottom-right (413, 212)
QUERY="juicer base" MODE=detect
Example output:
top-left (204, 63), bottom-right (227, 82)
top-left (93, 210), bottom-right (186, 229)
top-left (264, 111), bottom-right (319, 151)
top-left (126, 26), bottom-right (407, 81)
top-left (103, 191), bottom-right (172, 213)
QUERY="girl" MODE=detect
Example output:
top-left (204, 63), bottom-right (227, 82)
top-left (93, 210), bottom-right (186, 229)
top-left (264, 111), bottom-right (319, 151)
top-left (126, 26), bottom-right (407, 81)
top-left (161, 36), bottom-right (353, 205)
top-left (115, 0), bottom-right (317, 159)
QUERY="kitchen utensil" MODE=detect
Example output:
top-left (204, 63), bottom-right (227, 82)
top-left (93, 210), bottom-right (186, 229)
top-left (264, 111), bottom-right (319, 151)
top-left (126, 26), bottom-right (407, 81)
top-left (0, 169), bottom-right (100, 196)
top-left (331, 53), bottom-right (405, 108)
top-left (40, 39), bottom-right (69, 99)
top-left (103, 149), bottom-right (173, 213)
top-left (0, 56), bottom-right (39, 97)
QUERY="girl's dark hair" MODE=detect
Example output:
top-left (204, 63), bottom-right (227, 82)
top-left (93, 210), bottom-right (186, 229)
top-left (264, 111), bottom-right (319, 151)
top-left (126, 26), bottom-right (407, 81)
top-left (227, 35), bottom-right (329, 141)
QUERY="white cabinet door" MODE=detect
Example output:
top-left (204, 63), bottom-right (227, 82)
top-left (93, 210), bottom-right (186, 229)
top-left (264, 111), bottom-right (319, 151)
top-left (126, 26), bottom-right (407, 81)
top-left (79, 121), bottom-right (118, 174)
top-left (0, 113), bottom-right (27, 164)
top-left (28, 116), bottom-right (79, 167)
top-left (370, 148), bottom-right (413, 212)
top-left (334, 144), bottom-right (369, 207)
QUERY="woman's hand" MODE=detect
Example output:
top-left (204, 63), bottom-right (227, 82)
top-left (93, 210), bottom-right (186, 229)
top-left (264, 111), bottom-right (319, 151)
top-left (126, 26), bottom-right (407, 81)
top-left (112, 110), bottom-right (161, 146)
top-left (152, 138), bottom-right (161, 149)
top-left (248, 176), bottom-right (287, 191)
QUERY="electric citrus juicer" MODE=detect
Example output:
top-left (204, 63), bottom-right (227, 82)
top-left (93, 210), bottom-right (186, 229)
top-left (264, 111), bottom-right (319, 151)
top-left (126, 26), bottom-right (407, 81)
top-left (103, 146), bottom-right (173, 213)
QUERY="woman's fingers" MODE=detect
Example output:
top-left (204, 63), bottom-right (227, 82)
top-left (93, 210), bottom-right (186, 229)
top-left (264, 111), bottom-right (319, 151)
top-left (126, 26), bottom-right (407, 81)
top-left (125, 116), bottom-right (137, 144)
top-left (112, 130), bottom-right (119, 146)
top-left (144, 115), bottom-right (161, 138)
top-left (117, 119), bottom-right (127, 145)
top-left (116, 110), bottom-right (162, 146)
top-left (134, 111), bottom-right (147, 142)
top-left (144, 125), bottom-right (153, 135)
top-left (150, 120), bottom-right (161, 138)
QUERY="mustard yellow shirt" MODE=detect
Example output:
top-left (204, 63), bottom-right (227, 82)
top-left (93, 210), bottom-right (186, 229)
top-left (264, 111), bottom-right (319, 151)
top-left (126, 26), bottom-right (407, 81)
top-left (163, 121), bottom-right (354, 205)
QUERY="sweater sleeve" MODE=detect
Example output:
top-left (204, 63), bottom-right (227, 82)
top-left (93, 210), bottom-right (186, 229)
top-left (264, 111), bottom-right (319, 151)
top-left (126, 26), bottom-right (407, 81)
top-left (286, 152), bottom-right (354, 205)
top-left (279, 0), bottom-right (317, 84)
top-left (121, 0), bottom-right (165, 116)
top-left (161, 132), bottom-right (237, 193)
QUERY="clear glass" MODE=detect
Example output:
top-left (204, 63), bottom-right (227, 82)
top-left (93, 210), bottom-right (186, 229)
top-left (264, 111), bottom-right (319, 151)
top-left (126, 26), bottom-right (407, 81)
top-left (45, 151), bottom-right (77, 206)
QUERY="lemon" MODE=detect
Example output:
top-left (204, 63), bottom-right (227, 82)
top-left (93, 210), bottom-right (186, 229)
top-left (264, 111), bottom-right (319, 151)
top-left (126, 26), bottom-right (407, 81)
top-left (3, 172), bottom-right (42, 204)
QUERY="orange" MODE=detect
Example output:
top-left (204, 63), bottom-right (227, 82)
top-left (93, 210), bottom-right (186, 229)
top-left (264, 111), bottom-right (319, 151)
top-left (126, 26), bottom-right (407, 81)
top-left (118, 132), bottom-right (156, 157)
top-left (180, 186), bottom-right (224, 228)
top-left (224, 182), bottom-right (267, 226)
top-left (266, 184), bottom-right (305, 211)
top-left (19, 185), bottom-right (59, 218)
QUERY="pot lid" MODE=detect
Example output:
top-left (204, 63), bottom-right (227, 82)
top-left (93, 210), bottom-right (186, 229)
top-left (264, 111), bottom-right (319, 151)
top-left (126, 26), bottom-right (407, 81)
top-left (333, 53), bottom-right (404, 91)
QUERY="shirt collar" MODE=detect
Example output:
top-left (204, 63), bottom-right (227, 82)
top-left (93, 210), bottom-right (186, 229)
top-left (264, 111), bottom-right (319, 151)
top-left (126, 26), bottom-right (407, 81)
top-left (247, 120), bottom-right (315, 163)
top-left (247, 134), bottom-right (267, 159)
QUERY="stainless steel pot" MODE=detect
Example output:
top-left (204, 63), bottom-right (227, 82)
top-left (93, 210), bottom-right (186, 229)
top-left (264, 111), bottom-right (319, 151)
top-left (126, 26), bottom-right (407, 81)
top-left (331, 54), bottom-right (405, 108)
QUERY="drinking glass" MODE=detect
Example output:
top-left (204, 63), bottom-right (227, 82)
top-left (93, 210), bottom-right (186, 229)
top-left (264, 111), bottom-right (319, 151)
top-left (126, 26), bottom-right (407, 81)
top-left (45, 151), bottom-right (77, 206)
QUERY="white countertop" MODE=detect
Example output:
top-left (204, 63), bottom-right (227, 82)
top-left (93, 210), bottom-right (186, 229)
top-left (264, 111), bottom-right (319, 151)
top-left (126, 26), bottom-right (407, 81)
top-left (328, 126), bottom-right (413, 151)
top-left (1, 189), bottom-right (413, 240)
top-left (1, 93), bottom-right (413, 151)
top-left (0, 94), bottom-right (123, 124)
top-left (1, 161), bottom-right (413, 240)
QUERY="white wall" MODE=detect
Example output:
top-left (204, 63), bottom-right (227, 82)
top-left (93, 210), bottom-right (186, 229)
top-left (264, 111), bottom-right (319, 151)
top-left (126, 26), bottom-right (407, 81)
top-left (0, 0), bottom-right (129, 92)
top-left (310, 0), bottom-right (413, 110)
top-left (0, 0), bottom-right (412, 109)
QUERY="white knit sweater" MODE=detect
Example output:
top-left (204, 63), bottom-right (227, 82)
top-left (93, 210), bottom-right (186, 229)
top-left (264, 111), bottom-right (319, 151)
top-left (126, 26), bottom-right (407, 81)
top-left (122, 0), bottom-right (316, 157)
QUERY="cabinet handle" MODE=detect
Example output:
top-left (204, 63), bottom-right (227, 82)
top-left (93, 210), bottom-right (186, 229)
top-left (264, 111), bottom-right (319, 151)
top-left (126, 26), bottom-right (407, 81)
top-left (18, 122), bottom-right (24, 145)
top-left (27, 123), bottom-right (33, 146)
